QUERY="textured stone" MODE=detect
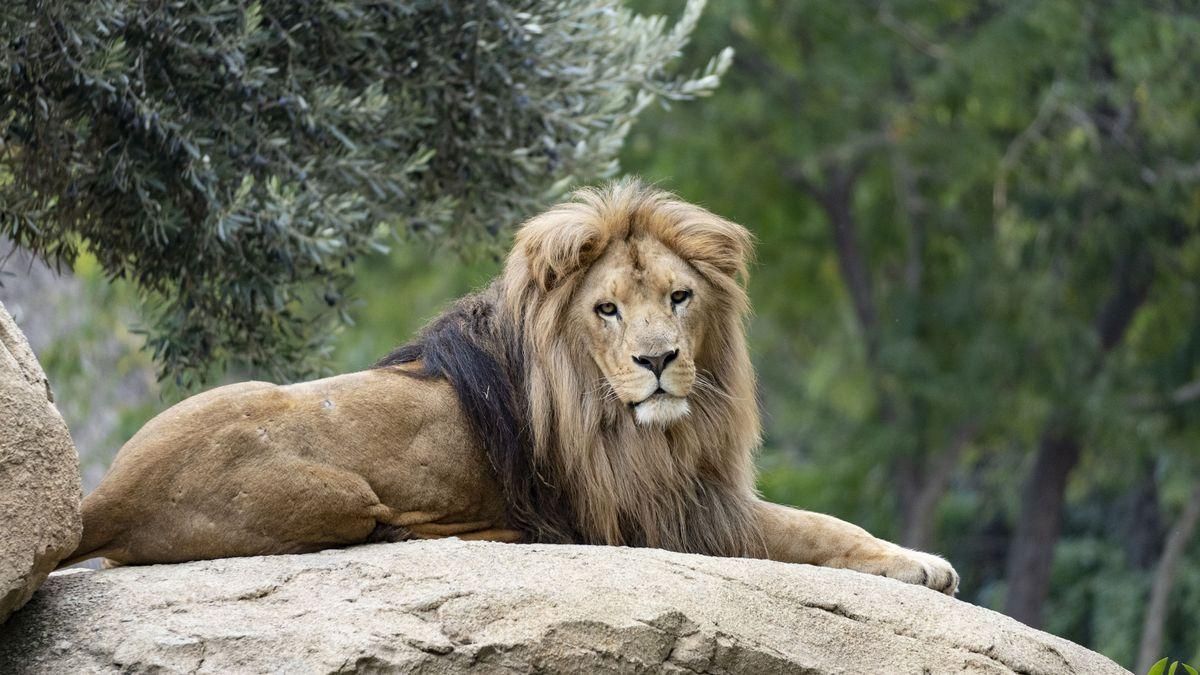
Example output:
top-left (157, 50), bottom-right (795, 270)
top-left (0, 540), bottom-right (1128, 674)
top-left (0, 300), bottom-right (82, 624)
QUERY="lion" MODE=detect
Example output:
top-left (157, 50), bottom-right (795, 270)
top-left (63, 180), bottom-right (958, 595)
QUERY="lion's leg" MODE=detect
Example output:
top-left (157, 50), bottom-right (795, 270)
top-left (408, 524), bottom-right (523, 542)
top-left (451, 528), bottom-right (523, 542)
top-left (106, 460), bottom-right (389, 564)
top-left (375, 513), bottom-right (523, 542)
top-left (754, 500), bottom-right (959, 595)
top-left (250, 461), bottom-right (390, 554)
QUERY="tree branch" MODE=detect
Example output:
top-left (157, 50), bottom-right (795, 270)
top-left (1094, 249), bottom-right (1154, 355)
top-left (890, 147), bottom-right (925, 294)
top-left (900, 420), bottom-right (979, 549)
top-left (783, 162), bottom-right (880, 359)
top-left (876, 2), bottom-right (948, 61)
top-left (1137, 483), bottom-right (1200, 674)
top-left (1127, 378), bottom-right (1200, 410)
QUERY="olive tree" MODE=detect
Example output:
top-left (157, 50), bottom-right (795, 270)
top-left (0, 0), bottom-right (729, 386)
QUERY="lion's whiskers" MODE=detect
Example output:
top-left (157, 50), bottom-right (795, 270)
top-left (587, 377), bottom-right (620, 405)
top-left (693, 372), bottom-right (740, 403)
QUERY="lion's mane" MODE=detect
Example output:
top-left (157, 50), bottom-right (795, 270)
top-left (378, 180), bottom-right (765, 557)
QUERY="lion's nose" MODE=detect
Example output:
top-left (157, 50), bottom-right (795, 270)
top-left (632, 350), bottom-right (679, 378)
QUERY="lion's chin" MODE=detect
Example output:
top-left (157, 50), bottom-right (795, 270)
top-left (633, 395), bottom-right (691, 427)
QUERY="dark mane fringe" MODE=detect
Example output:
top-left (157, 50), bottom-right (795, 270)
top-left (373, 285), bottom-right (580, 544)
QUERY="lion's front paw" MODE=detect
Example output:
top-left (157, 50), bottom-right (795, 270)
top-left (869, 547), bottom-right (960, 596)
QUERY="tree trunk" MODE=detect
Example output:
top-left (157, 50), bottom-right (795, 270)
top-left (1136, 484), bottom-right (1200, 674)
top-left (792, 162), bottom-right (975, 555)
top-left (1003, 240), bottom-right (1155, 628)
top-left (805, 164), bottom-right (879, 361)
top-left (1123, 466), bottom-right (1164, 571)
top-left (1003, 427), bottom-right (1081, 628)
top-left (899, 423), bottom-right (977, 550)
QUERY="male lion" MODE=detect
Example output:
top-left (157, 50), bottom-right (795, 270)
top-left (65, 180), bottom-right (958, 595)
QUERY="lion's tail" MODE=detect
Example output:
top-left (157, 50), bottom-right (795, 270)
top-left (56, 490), bottom-right (123, 569)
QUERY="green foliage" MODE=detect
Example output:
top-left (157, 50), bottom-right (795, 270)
top-left (0, 0), bottom-right (730, 386)
top-left (1148, 658), bottom-right (1199, 675)
top-left (622, 0), bottom-right (1200, 666)
top-left (0, 249), bottom-right (167, 485)
top-left (333, 241), bottom-right (502, 371)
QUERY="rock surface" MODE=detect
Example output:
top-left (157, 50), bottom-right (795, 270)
top-left (0, 540), bottom-right (1128, 674)
top-left (0, 301), bottom-right (82, 624)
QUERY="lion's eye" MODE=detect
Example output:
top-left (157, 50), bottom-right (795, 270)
top-left (670, 289), bottom-right (692, 305)
top-left (595, 302), bottom-right (619, 317)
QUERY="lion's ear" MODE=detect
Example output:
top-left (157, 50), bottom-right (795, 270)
top-left (671, 209), bottom-right (754, 282)
top-left (514, 205), bottom-right (606, 292)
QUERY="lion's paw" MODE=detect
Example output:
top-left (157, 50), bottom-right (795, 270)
top-left (872, 547), bottom-right (960, 596)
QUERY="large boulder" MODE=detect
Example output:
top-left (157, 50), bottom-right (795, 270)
top-left (0, 540), bottom-right (1127, 674)
top-left (0, 301), bottom-right (82, 624)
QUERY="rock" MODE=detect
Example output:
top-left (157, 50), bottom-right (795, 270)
top-left (0, 540), bottom-right (1127, 674)
top-left (0, 301), bottom-right (83, 624)
top-left (0, 243), bottom-right (160, 492)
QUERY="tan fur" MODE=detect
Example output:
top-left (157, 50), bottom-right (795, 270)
top-left (65, 180), bottom-right (958, 596)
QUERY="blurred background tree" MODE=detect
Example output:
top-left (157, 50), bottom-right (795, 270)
top-left (0, 0), bottom-right (729, 387)
top-left (2, 0), bottom-right (1197, 671)
top-left (618, 0), bottom-right (1200, 669)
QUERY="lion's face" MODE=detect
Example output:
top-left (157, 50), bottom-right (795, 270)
top-left (500, 179), bottom-right (761, 551)
top-left (574, 235), bottom-right (705, 426)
